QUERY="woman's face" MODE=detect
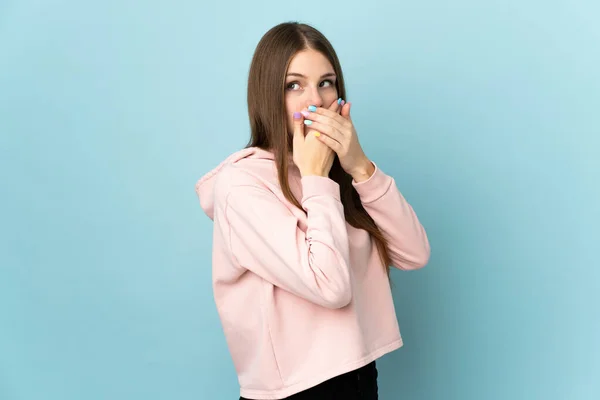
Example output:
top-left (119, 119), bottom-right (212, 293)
top-left (284, 49), bottom-right (339, 136)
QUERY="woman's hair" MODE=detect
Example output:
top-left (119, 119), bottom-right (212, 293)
top-left (246, 22), bottom-right (392, 276)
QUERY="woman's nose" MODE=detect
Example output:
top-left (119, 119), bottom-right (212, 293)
top-left (306, 86), bottom-right (323, 108)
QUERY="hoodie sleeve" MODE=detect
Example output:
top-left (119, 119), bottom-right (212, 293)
top-left (352, 162), bottom-right (431, 270)
top-left (221, 175), bottom-right (352, 309)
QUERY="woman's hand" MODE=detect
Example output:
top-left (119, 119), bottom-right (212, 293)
top-left (303, 100), bottom-right (375, 182)
top-left (292, 99), bottom-right (341, 178)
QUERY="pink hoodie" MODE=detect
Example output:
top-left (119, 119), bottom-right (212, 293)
top-left (195, 147), bottom-right (430, 399)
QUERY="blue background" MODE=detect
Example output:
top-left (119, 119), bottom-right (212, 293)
top-left (1, 0), bottom-right (598, 399)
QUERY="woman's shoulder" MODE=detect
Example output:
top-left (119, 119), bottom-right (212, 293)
top-left (213, 157), bottom-right (280, 200)
top-left (196, 147), bottom-right (280, 218)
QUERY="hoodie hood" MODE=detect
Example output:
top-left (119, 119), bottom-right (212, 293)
top-left (195, 147), bottom-right (278, 220)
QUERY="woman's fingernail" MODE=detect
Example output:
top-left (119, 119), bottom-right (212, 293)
top-left (337, 98), bottom-right (342, 105)
top-left (314, 131), bottom-right (321, 137)
top-left (301, 110), bottom-right (310, 118)
top-left (293, 112), bottom-right (302, 120)
top-left (308, 105), bottom-right (317, 112)
top-left (304, 120), bottom-right (313, 126)
top-left (341, 100), bottom-right (346, 106)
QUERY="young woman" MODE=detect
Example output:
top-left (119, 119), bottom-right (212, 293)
top-left (195, 22), bottom-right (430, 400)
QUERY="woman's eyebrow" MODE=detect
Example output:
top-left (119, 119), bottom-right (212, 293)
top-left (286, 72), bottom-right (336, 79)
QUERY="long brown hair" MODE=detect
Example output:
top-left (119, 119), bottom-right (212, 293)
top-left (246, 22), bottom-right (392, 276)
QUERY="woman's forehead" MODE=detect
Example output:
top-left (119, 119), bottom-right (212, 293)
top-left (287, 50), bottom-right (334, 76)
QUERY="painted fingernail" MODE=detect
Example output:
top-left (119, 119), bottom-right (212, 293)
top-left (303, 120), bottom-right (313, 125)
top-left (337, 98), bottom-right (342, 105)
top-left (341, 100), bottom-right (346, 106)
top-left (308, 105), bottom-right (317, 112)
top-left (293, 112), bottom-right (302, 120)
top-left (301, 110), bottom-right (310, 118)
top-left (314, 131), bottom-right (321, 137)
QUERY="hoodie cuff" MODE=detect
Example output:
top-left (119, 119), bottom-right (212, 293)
top-left (352, 162), bottom-right (393, 204)
top-left (301, 176), bottom-right (341, 203)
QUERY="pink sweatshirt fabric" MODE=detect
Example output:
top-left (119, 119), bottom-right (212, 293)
top-left (195, 147), bottom-right (430, 399)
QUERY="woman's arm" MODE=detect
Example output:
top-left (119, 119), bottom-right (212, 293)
top-left (352, 162), bottom-right (431, 270)
top-left (216, 173), bottom-right (352, 309)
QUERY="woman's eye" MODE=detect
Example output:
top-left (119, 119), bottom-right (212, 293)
top-left (286, 80), bottom-right (335, 91)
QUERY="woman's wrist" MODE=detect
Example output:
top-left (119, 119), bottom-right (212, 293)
top-left (350, 158), bottom-right (375, 183)
top-left (300, 169), bottom-right (329, 178)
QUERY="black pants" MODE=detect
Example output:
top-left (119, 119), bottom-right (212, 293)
top-left (240, 361), bottom-right (378, 400)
